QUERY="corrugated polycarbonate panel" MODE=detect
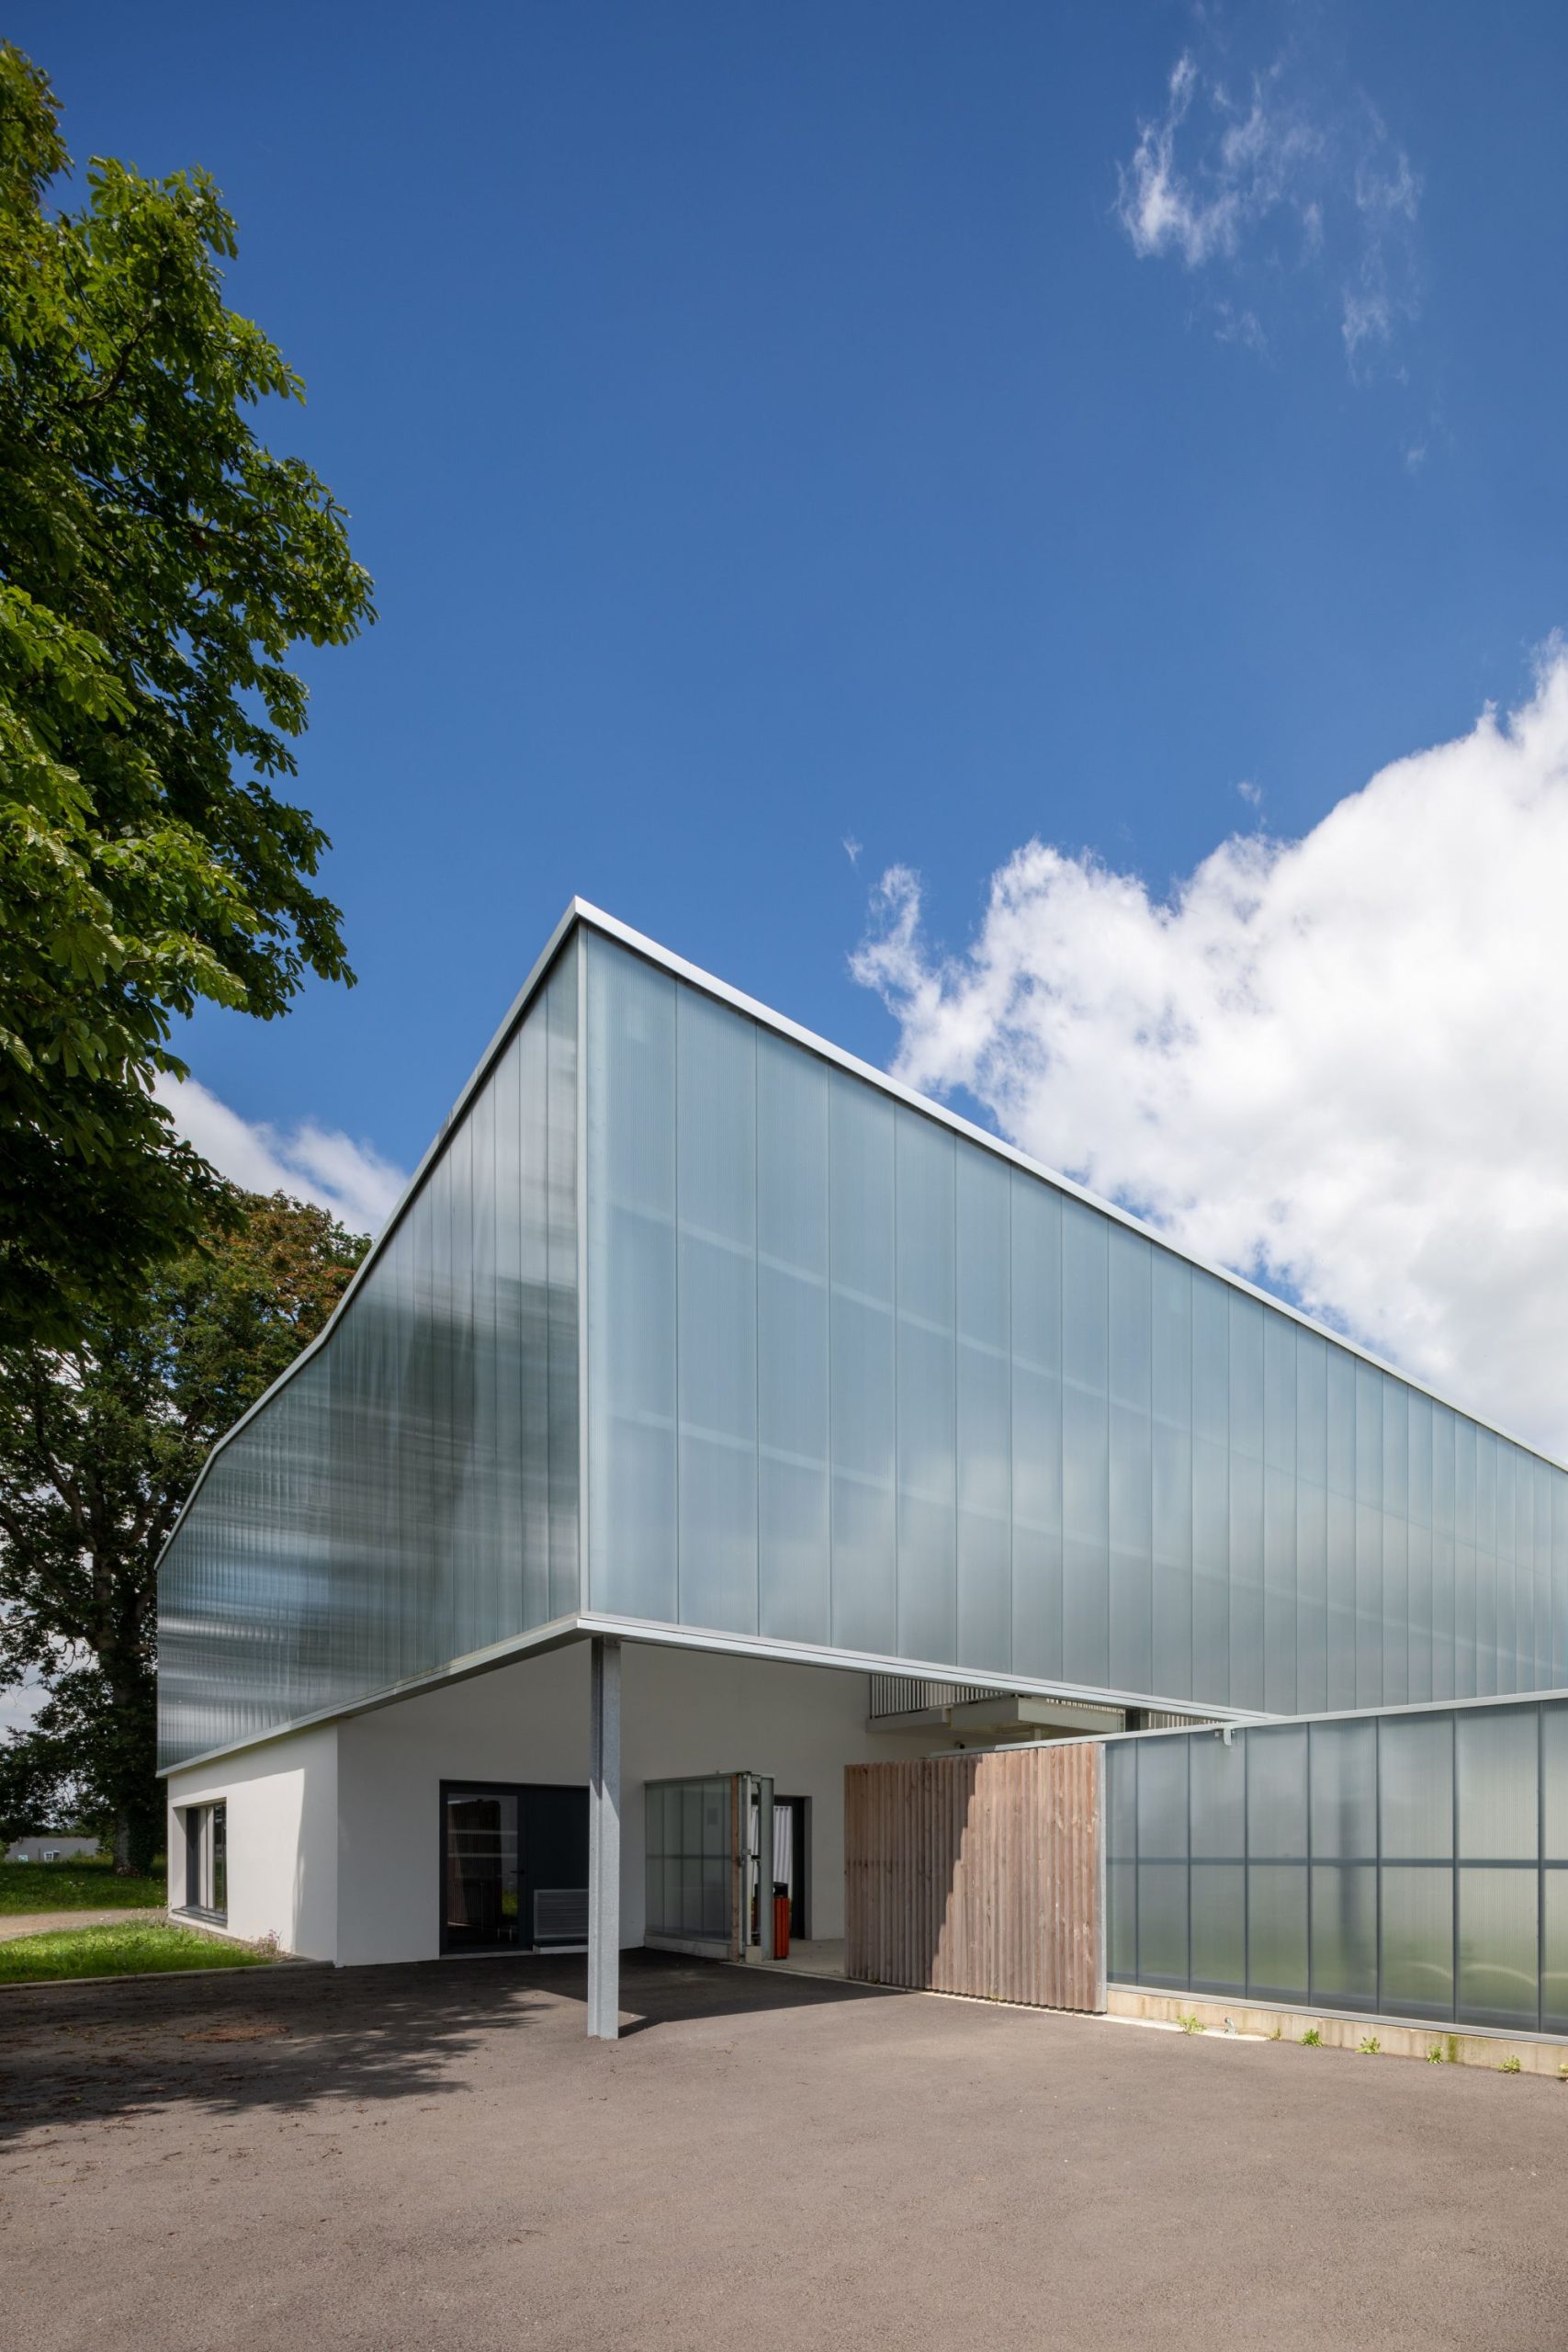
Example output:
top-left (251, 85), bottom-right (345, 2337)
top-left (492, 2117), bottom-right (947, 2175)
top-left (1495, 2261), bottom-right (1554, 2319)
top-left (1310, 1863), bottom-right (1377, 2010)
top-left (757, 1029), bottom-right (830, 1647)
top-left (1247, 1725), bottom-right (1308, 1858)
top-left (1136, 1736), bottom-right (1188, 1858)
top-left (1310, 1716), bottom-right (1377, 1857)
top-left (163, 911), bottom-right (1568, 1776)
top-left (1458, 1705), bottom-right (1538, 1859)
top-left (1247, 1863), bottom-right (1308, 2000)
top-left (156, 941), bottom-right (581, 1770)
top-left (581, 927), bottom-right (1568, 1704)
top-left (1190, 1861), bottom-right (1245, 1991)
top-left (1381, 1713), bottom-right (1454, 1859)
top-left (1108, 1698), bottom-right (1568, 2037)
top-left (1190, 1726), bottom-right (1247, 1857)
top-left (1459, 1868), bottom-right (1538, 2029)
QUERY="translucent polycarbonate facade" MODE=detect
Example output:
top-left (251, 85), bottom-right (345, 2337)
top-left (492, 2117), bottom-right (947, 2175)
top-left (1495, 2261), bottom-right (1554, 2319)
top-left (582, 929), bottom-right (1568, 1710)
top-left (160, 909), bottom-right (1568, 1774)
top-left (1107, 1701), bottom-right (1568, 2032)
top-left (156, 940), bottom-right (581, 1770)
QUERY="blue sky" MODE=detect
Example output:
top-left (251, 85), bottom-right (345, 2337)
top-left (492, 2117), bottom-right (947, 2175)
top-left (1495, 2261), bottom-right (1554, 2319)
top-left (17, 2), bottom-right (1568, 1444)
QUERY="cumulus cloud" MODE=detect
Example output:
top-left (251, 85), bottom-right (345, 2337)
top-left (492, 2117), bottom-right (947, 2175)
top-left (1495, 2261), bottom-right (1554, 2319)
top-left (1116, 47), bottom-right (1421, 376)
top-left (853, 647), bottom-right (1568, 1459)
top-left (152, 1071), bottom-right (407, 1237)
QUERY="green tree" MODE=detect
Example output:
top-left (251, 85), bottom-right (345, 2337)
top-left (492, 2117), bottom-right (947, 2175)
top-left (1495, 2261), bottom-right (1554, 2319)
top-left (0, 43), bottom-right (374, 1346)
top-left (0, 1188), bottom-right (367, 1871)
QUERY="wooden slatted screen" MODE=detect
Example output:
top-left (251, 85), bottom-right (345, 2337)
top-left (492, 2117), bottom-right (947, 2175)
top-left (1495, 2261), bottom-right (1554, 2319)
top-left (844, 1744), bottom-right (1104, 2011)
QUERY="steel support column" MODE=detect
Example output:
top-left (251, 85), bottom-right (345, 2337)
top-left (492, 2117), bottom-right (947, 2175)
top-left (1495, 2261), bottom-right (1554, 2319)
top-left (587, 1636), bottom-right (621, 2040)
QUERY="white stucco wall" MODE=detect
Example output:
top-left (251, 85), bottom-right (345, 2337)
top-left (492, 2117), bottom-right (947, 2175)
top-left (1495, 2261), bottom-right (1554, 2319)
top-left (334, 1637), bottom-right (933, 1965)
top-left (335, 1644), bottom-right (590, 1966)
top-left (166, 1722), bottom-right (339, 1962)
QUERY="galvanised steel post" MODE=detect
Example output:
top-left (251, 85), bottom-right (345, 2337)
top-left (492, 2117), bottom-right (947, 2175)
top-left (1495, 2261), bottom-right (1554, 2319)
top-left (588, 1636), bottom-right (621, 2040)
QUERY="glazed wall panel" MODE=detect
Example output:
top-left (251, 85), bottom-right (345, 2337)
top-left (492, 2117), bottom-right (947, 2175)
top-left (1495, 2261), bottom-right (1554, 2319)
top-left (1107, 1699), bottom-right (1568, 2034)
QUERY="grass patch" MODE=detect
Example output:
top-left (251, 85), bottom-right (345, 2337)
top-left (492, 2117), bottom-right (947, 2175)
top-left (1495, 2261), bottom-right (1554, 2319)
top-left (0, 1859), bottom-right (165, 1916)
top-left (0, 1921), bottom-right (274, 1984)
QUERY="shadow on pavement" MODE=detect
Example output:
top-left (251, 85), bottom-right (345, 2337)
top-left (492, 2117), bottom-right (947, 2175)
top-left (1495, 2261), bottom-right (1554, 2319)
top-left (613, 1951), bottom-right (902, 2036)
top-left (0, 1950), bottom-right (902, 2143)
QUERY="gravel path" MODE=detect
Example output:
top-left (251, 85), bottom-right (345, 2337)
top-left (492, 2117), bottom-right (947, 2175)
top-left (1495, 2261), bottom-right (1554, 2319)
top-left (0, 1906), bottom-right (162, 1942)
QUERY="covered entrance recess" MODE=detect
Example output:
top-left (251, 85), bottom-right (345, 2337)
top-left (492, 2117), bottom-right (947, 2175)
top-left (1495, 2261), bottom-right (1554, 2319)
top-left (440, 1781), bottom-right (590, 1956)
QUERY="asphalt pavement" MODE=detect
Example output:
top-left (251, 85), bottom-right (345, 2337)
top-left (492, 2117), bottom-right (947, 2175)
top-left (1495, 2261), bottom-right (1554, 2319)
top-left (3, 1950), bottom-right (1564, 2350)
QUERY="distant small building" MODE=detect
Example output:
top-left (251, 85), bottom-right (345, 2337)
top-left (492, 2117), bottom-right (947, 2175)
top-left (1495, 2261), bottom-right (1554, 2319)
top-left (6, 1836), bottom-right (100, 1864)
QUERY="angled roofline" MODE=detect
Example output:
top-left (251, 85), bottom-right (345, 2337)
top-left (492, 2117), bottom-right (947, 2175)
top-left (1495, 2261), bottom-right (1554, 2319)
top-left (155, 895), bottom-right (1568, 1575)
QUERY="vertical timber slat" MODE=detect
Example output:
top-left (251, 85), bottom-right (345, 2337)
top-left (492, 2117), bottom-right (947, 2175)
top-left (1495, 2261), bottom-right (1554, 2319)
top-left (843, 1742), bottom-right (1105, 2010)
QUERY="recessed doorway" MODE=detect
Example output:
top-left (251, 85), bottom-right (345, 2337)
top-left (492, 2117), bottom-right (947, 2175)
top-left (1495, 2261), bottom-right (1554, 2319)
top-left (440, 1781), bottom-right (589, 1955)
top-left (774, 1795), bottom-right (808, 1942)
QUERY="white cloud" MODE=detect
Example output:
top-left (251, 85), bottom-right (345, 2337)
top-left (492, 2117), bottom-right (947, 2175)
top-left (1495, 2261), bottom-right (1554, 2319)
top-left (152, 1071), bottom-right (407, 1237)
top-left (853, 646), bottom-right (1568, 1459)
top-left (1116, 46), bottom-right (1420, 378)
top-left (1118, 52), bottom-right (1320, 270)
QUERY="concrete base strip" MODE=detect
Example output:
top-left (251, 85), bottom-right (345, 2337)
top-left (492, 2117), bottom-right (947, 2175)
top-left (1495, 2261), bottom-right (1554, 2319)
top-left (1108, 1987), bottom-right (1568, 2075)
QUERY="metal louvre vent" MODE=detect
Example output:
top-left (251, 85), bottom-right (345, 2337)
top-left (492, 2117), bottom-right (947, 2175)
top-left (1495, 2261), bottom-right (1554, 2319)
top-left (534, 1886), bottom-right (589, 1945)
top-left (869, 1675), bottom-right (1010, 1718)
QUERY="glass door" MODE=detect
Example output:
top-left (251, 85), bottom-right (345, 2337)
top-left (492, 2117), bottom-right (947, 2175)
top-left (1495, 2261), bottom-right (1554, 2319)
top-left (442, 1788), bottom-right (521, 1951)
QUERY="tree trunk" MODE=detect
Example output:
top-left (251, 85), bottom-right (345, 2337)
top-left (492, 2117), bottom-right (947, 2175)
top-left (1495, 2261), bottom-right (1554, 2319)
top-left (104, 1669), bottom-right (161, 1878)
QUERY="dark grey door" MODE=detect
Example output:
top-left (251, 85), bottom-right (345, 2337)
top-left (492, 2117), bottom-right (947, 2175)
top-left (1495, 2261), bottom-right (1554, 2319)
top-left (440, 1782), bottom-right (589, 1954)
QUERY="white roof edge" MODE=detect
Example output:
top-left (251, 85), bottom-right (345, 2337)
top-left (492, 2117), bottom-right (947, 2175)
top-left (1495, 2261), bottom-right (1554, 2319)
top-left (158, 1610), bottom-right (1254, 1778)
top-left (1039, 1680), bottom-right (1568, 1754)
top-left (156, 895), bottom-right (1568, 1572)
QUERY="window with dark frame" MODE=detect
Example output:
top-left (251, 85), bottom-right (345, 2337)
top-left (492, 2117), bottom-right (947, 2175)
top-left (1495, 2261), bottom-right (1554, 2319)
top-left (183, 1801), bottom-right (227, 1921)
